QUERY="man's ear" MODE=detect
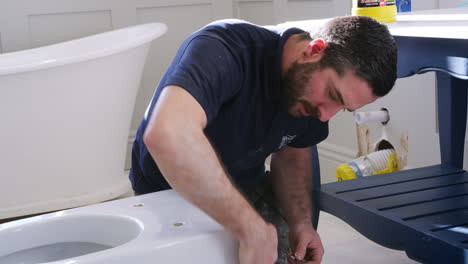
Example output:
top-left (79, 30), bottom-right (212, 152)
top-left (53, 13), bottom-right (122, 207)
top-left (302, 38), bottom-right (327, 63)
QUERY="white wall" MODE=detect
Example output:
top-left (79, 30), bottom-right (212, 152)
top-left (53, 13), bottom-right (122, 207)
top-left (0, 0), bottom-right (460, 185)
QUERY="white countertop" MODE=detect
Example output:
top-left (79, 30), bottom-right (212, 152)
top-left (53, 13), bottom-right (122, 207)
top-left (391, 7), bottom-right (468, 39)
top-left (278, 7), bottom-right (468, 40)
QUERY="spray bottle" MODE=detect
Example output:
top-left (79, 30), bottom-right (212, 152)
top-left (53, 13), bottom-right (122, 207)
top-left (336, 149), bottom-right (398, 181)
top-left (352, 0), bottom-right (397, 23)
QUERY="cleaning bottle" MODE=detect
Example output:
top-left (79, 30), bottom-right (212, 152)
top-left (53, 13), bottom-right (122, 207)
top-left (336, 149), bottom-right (398, 181)
top-left (352, 0), bottom-right (397, 23)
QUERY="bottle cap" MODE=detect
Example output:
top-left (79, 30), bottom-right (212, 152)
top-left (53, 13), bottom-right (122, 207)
top-left (336, 163), bottom-right (357, 181)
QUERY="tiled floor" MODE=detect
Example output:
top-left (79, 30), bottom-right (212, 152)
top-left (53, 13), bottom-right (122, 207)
top-left (317, 211), bottom-right (419, 264)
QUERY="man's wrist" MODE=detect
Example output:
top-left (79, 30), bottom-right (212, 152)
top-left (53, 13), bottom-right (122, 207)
top-left (236, 215), bottom-right (269, 242)
top-left (288, 216), bottom-right (313, 231)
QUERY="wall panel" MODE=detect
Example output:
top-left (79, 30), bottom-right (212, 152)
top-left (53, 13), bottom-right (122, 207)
top-left (28, 10), bottom-right (112, 48)
top-left (287, 0), bottom-right (335, 20)
top-left (439, 0), bottom-right (468, 8)
top-left (412, 0), bottom-right (438, 10)
top-left (237, 0), bottom-right (275, 25)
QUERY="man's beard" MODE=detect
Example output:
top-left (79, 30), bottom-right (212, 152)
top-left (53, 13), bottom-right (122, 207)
top-left (280, 61), bottom-right (320, 118)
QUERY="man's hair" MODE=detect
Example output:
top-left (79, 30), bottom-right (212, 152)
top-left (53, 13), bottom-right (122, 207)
top-left (300, 16), bottom-right (397, 97)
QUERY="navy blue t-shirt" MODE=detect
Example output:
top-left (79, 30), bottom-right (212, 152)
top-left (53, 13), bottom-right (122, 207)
top-left (130, 19), bottom-right (329, 194)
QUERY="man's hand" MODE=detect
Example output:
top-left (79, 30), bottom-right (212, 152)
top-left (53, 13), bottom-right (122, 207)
top-left (270, 146), bottom-right (323, 263)
top-left (288, 223), bottom-right (324, 264)
top-left (238, 222), bottom-right (278, 264)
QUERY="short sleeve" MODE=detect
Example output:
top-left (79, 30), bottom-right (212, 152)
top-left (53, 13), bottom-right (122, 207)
top-left (288, 119), bottom-right (329, 148)
top-left (162, 36), bottom-right (242, 123)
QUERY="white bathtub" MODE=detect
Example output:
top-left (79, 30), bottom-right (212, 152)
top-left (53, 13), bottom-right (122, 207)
top-left (0, 23), bottom-right (167, 219)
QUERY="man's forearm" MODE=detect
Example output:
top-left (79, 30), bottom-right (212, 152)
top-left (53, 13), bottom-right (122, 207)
top-left (142, 86), bottom-right (280, 263)
top-left (270, 147), bottom-right (314, 227)
top-left (145, 125), bottom-right (265, 241)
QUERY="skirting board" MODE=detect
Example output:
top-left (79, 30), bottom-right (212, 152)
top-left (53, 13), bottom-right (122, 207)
top-left (317, 142), bottom-right (357, 183)
top-left (125, 130), bottom-right (137, 171)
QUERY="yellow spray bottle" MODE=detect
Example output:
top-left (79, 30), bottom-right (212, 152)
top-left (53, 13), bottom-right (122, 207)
top-left (352, 0), bottom-right (397, 23)
top-left (336, 149), bottom-right (399, 181)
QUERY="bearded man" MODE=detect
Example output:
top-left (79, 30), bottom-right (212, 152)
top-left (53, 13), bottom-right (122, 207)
top-left (130, 16), bottom-right (397, 264)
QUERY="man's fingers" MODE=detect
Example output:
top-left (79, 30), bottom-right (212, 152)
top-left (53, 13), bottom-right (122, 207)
top-left (305, 246), bottom-right (324, 264)
top-left (293, 240), bottom-right (308, 260)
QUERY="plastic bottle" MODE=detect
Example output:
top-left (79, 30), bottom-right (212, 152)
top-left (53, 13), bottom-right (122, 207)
top-left (352, 0), bottom-right (397, 23)
top-left (336, 149), bottom-right (398, 181)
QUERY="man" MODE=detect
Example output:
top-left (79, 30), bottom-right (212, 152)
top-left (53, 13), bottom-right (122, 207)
top-left (130, 16), bottom-right (397, 264)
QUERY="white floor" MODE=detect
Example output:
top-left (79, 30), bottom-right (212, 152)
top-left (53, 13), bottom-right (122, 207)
top-left (317, 212), bottom-right (419, 264)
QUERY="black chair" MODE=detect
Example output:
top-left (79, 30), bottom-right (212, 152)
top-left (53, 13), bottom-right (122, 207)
top-left (311, 35), bottom-right (468, 263)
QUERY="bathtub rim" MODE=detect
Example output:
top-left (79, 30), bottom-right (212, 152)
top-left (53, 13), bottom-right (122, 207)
top-left (0, 22), bottom-right (167, 76)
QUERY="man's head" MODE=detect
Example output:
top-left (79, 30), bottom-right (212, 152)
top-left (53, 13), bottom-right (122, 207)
top-left (281, 16), bottom-right (397, 121)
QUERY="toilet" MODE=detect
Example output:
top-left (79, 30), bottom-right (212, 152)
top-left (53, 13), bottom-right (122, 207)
top-left (0, 190), bottom-right (239, 263)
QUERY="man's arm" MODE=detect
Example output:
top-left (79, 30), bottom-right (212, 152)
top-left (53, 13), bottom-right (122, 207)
top-left (270, 146), bottom-right (324, 263)
top-left (144, 85), bottom-right (277, 263)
